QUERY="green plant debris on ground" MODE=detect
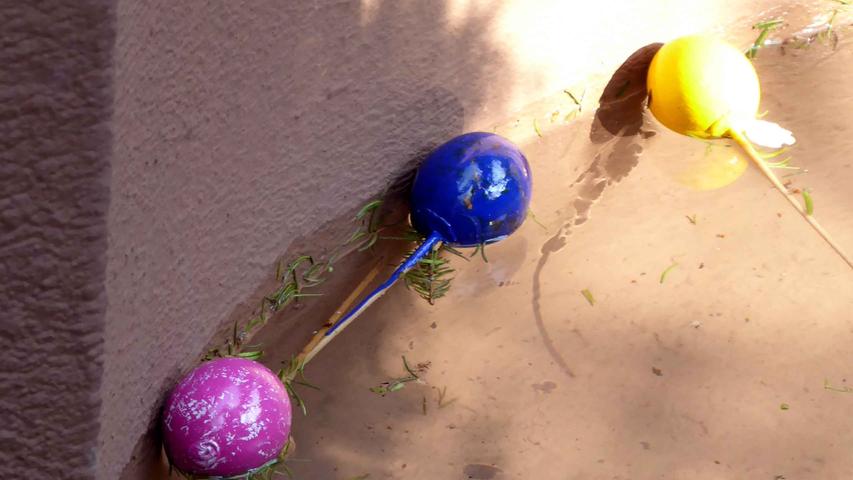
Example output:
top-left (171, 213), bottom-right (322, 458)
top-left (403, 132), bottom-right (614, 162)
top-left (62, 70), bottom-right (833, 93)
top-left (436, 385), bottom-right (457, 409)
top-left (527, 210), bottom-right (548, 231)
top-left (580, 288), bottom-right (595, 306)
top-left (564, 89), bottom-right (585, 111)
top-left (348, 475), bottom-right (370, 480)
top-left (686, 214), bottom-right (697, 225)
top-left (746, 18), bottom-right (784, 59)
top-left (202, 194), bottom-right (490, 413)
top-left (279, 355), bottom-right (320, 416)
top-left (206, 199), bottom-right (391, 361)
top-left (403, 239), bottom-right (456, 305)
top-left (780, 403), bottom-right (790, 410)
top-left (819, 1), bottom-right (851, 47)
top-left (765, 157), bottom-right (798, 170)
top-left (760, 146), bottom-right (788, 160)
top-left (762, 153), bottom-right (801, 171)
top-left (550, 110), bottom-right (561, 123)
top-left (533, 118), bottom-right (543, 137)
top-left (398, 226), bottom-right (488, 305)
top-left (208, 191), bottom-right (482, 363)
top-left (660, 262), bottom-right (679, 284)
top-left (470, 242), bottom-right (489, 263)
top-left (824, 379), bottom-right (853, 393)
top-left (803, 189), bottom-right (814, 215)
top-left (236, 350), bottom-right (264, 361)
top-left (369, 356), bottom-right (426, 396)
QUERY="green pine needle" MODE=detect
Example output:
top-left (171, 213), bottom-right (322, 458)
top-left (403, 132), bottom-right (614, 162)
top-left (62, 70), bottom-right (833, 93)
top-left (369, 356), bottom-right (424, 396)
top-left (803, 189), bottom-right (814, 215)
top-left (207, 198), bottom-right (391, 360)
top-left (470, 242), bottom-right (489, 262)
top-left (660, 262), bottom-right (679, 284)
top-left (533, 118), bottom-right (543, 138)
top-left (825, 379), bottom-right (853, 393)
top-left (746, 18), bottom-right (784, 59)
top-left (580, 289), bottom-right (595, 306)
top-left (403, 240), bottom-right (455, 305)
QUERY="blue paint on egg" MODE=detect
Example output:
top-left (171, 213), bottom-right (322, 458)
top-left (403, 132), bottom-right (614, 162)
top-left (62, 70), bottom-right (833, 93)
top-left (410, 132), bottom-right (532, 247)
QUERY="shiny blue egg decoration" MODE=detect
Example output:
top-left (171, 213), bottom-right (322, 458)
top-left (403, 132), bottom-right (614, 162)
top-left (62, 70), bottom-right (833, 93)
top-left (410, 132), bottom-right (532, 247)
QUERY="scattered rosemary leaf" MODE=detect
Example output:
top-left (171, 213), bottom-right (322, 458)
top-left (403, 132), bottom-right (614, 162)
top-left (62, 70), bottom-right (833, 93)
top-left (746, 18), bottom-right (784, 59)
top-left (470, 242), bottom-right (489, 263)
top-left (760, 147), bottom-right (789, 160)
top-left (580, 288), bottom-right (595, 306)
top-left (527, 210), bottom-right (548, 231)
top-left (355, 200), bottom-right (382, 220)
top-left (780, 403), bottom-right (790, 410)
top-left (533, 118), bottom-right (543, 138)
top-left (369, 356), bottom-right (422, 396)
top-left (754, 18), bottom-right (785, 30)
top-left (802, 189), bottom-right (814, 215)
top-left (659, 262), bottom-right (679, 284)
top-left (436, 385), bottom-right (457, 408)
top-left (550, 110), bottom-right (560, 123)
top-left (686, 214), bottom-right (697, 225)
top-left (237, 350), bottom-right (263, 361)
top-left (824, 379), bottom-right (853, 393)
top-left (564, 89), bottom-right (585, 111)
top-left (403, 241), bottom-right (455, 305)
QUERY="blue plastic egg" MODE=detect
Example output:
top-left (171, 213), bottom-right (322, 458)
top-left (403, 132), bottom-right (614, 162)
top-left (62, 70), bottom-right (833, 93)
top-left (410, 132), bottom-right (532, 247)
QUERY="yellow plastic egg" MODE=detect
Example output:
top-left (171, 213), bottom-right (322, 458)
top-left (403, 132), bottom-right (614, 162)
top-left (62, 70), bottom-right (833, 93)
top-left (647, 35), bottom-right (760, 139)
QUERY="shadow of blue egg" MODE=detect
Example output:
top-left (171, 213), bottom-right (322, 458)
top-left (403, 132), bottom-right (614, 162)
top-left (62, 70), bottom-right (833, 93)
top-left (410, 132), bottom-right (532, 247)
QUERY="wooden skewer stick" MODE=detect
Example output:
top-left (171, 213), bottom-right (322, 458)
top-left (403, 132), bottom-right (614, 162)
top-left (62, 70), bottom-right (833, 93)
top-left (294, 260), bottom-right (384, 368)
top-left (731, 130), bottom-right (853, 270)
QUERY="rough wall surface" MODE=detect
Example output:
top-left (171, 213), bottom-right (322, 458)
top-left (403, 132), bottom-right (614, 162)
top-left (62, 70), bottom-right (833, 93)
top-left (0, 1), bottom-right (115, 479)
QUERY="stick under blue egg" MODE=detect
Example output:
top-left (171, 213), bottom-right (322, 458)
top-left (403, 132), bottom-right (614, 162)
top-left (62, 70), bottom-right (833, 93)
top-left (297, 132), bottom-right (533, 366)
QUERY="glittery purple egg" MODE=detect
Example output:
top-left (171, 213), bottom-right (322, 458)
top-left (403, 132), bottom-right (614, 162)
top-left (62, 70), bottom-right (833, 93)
top-left (161, 358), bottom-right (292, 477)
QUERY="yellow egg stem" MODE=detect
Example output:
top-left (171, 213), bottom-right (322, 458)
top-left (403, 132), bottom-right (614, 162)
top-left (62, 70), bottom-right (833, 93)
top-left (729, 129), bottom-right (853, 270)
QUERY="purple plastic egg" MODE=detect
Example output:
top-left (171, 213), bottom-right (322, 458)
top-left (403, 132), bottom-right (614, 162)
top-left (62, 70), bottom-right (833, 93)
top-left (161, 357), bottom-right (292, 477)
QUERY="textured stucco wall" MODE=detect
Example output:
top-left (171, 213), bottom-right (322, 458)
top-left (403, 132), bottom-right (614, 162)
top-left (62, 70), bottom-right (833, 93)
top-left (0, 1), bottom-right (114, 479)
